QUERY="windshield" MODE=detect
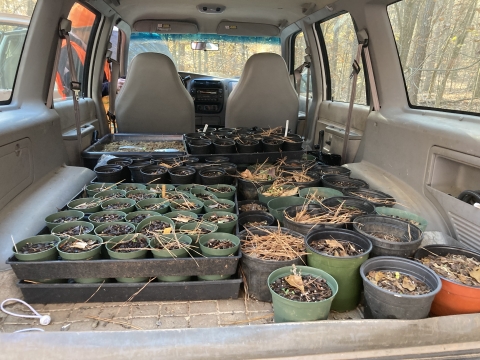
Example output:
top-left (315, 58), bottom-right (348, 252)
top-left (129, 33), bottom-right (281, 78)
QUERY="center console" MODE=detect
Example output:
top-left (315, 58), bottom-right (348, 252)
top-left (190, 79), bottom-right (224, 114)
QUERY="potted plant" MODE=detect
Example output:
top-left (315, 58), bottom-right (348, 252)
top-left (203, 199), bottom-right (235, 213)
top-left (268, 265), bottom-right (338, 322)
top-left (51, 221), bottom-right (95, 238)
top-left (164, 211), bottom-right (199, 230)
top-left (57, 234), bottom-right (104, 283)
top-left (86, 183), bottom-right (116, 197)
top-left (135, 198), bottom-right (171, 214)
top-left (117, 183), bottom-right (147, 192)
top-left (92, 189), bottom-right (126, 201)
top-left (88, 210), bottom-right (127, 228)
top-left (67, 197), bottom-right (103, 213)
top-left (94, 221), bottom-right (136, 241)
top-left (204, 184), bottom-right (236, 200)
top-left (101, 198), bottom-right (136, 213)
top-left (45, 210), bottom-right (85, 231)
top-left (298, 187), bottom-right (343, 204)
top-left (13, 234), bottom-right (60, 262)
top-left (197, 233), bottom-right (241, 280)
top-left (125, 189), bottom-right (158, 202)
top-left (170, 198), bottom-right (204, 214)
top-left (203, 211), bottom-right (238, 234)
top-left (125, 211), bottom-right (159, 225)
top-left (179, 222), bottom-right (218, 249)
top-left (136, 216), bottom-right (175, 238)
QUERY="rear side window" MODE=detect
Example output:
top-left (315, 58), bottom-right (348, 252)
top-left (0, 1), bottom-right (36, 104)
top-left (53, 2), bottom-right (99, 101)
top-left (319, 13), bottom-right (367, 105)
top-left (388, 0), bottom-right (480, 113)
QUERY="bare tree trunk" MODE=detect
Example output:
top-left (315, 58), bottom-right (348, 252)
top-left (398, 0), bottom-right (423, 65)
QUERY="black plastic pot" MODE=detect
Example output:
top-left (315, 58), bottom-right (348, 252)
top-left (322, 196), bottom-right (376, 224)
top-left (185, 132), bottom-right (206, 142)
top-left (188, 162), bottom-right (210, 184)
top-left (237, 200), bottom-right (269, 213)
top-left (188, 139), bottom-right (212, 154)
top-left (261, 137), bottom-right (284, 152)
top-left (237, 178), bottom-right (274, 200)
top-left (212, 130), bottom-right (233, 139)
top-left (168, 166), bottom-right (196, 184)
top-left (199, 167), bottom-right (226, 185)
top-left (128, 155), bottom-right (151, 164)
top-left (205, 156), bottom-right (230, 164)
top-left (236, 139), bottom-right (259, 153)
top-left (183, 156), bottom-right (200, 165)
top-left (322, 174), bottom-right (369, 192)
top-left (95, 165), bottom-right (125, 183)
top-left (283, 204), bottom-right (335, 235)
top-left (238, 211), bottom-right (275, 230)
top-left (346, 189), bottom-right (396, 207)
top-left (214, 139), bottom-right (236, 154)
top-left (153, 157), bottom-right (184, 168)
top-left (140, 165), bottom-right (168, 184)
top-left (282, 135), bottom-right (303, 151)
top-left (238, 226), bottom-right (306, 302)
top-left (360, 256), bottom-right (442, 319)
top-left (128, 161), bottom-right (153, 183)
top-left (353, 215), bottom-right (423, 257)
top-left (218, 162), bottom-right (237, 185)
top-left (315, 165), bottom-right (351, 177)
top-left (107, 158), bottom-right (132, 183)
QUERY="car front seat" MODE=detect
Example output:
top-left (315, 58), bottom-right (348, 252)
top-left (225, 53), bottom-right (299, 131)
top-left (116, 52), bottom-right (195, 134)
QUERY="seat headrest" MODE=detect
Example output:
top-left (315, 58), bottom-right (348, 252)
top-left (127, 52), bottom-right (177, 79)
top-left (240, 53), bottom-right (290, 82)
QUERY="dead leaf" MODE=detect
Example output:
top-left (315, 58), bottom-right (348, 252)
top-left (469, 267), bottom-right (480, 282)
top-left (70, 241), bottom-right (88, 249)
top-left (281, 187), bottom-right (299, 197)
top-left (325, 239), bottom-right (345, 250)
top-left (402, 277), bottom-right (416, 291)
top-left (240, 169), bottom-right (254, 180)
top-left (374, 271), bottom-right (385, 282)
top-left (285, 274), bottom-right (305, 293)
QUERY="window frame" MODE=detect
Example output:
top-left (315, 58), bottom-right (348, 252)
top-left (387, 0), bottom-right (480, 117)
top-left (315, 11), bottom-right (370, 106)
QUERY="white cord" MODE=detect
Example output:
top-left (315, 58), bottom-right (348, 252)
top-left (14, 328), bottom-right (45, 333)
top-left (1, 298), bottom-right (51, 326)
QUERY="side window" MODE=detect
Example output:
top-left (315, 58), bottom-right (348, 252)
top-left (293, 32), bottom-right (312, 99)
top-left (53, 3), bottom-right (98, 102)
top-left (388, 0), bottom-right (480, 113)
top-left (0, 0), bottom-right (36, 104)
top-left (319, 13), bottom-right (367, 105)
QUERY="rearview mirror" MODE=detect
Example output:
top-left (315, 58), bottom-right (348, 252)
top-left (191, 41), bottom-right (219, 51)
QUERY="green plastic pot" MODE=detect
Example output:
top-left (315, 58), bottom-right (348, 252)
top-left (305, 229), bottom-right (372, 312)
top-left (257, 185), bottom-right (297, 205)
top-left (93, 189), bottom-right (127, 201)
top-left (88, 210), bottom-right (127, 228)
top-left (105, 234), bottom-right (149, 283)
top-left (198, 233), bottom-right (240, 280)
top-left (203, 199), bottom-right (235, 213)
top-left (67, 198), bottom-right (103, 213)
top-left (57, 235), bottom-right (104, 284)
top-left (267, 196), bottom-right (306, 225)
top-left (170, 198), bottom-right (204, 214)
top-left (149, 234), bottom-right (193, 282)
top-left (86, 183), bottom-right (116, 197)
top-left (164, 211), bottom-right (199, 230)
top-left (298, 187), bottom-right (344, 203)
top-left (136, 216), bottom-right (175, 237)
top-left (148, 184), bottom-right (175, 193)
top-left (268, 266), bottom-right (338, 323)
top-left (160, 191), bottom-right (194, 201)
top-left (45, 210), bottom-right (85, 231)
top-left (51, 221), bottom-right (95, 239)
top-left (125, 211), bottom-right (159, 225)
top-left (204, 184), bottom-right (236, 200)
top-left (13, 234), bottom-right (60, 262)
top-left (190, 188), bottom-right (218, 201)
top-left (135, 198), bottom-right (170, 214)
top-left (101, 198), bottom-right (136, 213)
top-left (179, 222), bottom-right (218, 248)
top-left (117, 183), bottom-right (147, 191)
top-left (94, 221), bottom-right (136, 241)
top-left (375, 207), bottom-right (428, 232)
top-left (203, 211), bottom-right (238, 234)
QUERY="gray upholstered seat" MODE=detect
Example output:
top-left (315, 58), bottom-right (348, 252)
top-left (225, 53), bottom-right (299, 131)
top-left (116, 52), bottom-right (195, 134)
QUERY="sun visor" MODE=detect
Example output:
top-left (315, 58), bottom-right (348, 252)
top-left (133, 20), bottom-right (199, 34)
top-left (216, 22), bottom-right (280, 37)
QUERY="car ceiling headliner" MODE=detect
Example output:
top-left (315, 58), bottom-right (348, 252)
top-left (110, 0), bottom-right (332, 34)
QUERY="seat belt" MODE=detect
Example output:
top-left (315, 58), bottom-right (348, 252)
top-left (59, 18), bottom-right (83, 167)
top-left (107, 48), bottom-right (119, 133)
top-left (294, 53), bottom-right (311, 137)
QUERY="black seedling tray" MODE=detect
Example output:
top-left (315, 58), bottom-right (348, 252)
top-left (82, 133), bottom-right (187, 169)
top-left (7, 251), bottom-right (241, 280)
top-left (17, 278), bottom-right (242, 303)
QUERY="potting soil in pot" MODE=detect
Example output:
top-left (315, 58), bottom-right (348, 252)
top-left (139, 220), bottom-right (172, 234)
top-left (204, 239), bottom-right (236, 250)
top-left (261, 184), bottom-right (299, 198)
top-left (384, 215), bottom-right (422, 227)
top-left (366, 270), bottom-right (432, 295)
top-left (239, 203), bottom-right (268, 212)
top-left (111, 236), bottom-right (148, 253)
top-left (309, 239), bottom-right (365, 257)
top-left (97, 224), bottom-right (134, 237)
top-left (192, 192), bottom-right (217, 201)
top-left (51, 216), bottom-right (82, 224)
top-left (127, 192), bottom-right (157, 201)
top-left (90, 214), bottom-right (123, 223)
top-left (58, 238), bottom-right (101, 253)
top-left (128, 214), bottom-right (154, 224)
top-left (151, 240), bottom-right (189, 251)
top-left (270, 266), bottom-right (333, 302)
top-left (170, 214), bottom-right (197, 225)
top-left (206, 186), bottom-right (234, 195)
top-left (348, 190), bottom-right (396, 207)
top-left (244, 220), bottom-right (269, 227)
top-left (418, 253), bottom-right (480, 287)
top-left (206, 214), bottom-right (235, 224)
top-left (143, 203), bottom-right (168, 211)
top-left (103, 202), bottom-right (131, 210)
top-left (95, 193), bottom-right (124, 201)
top-left (55, 225), bottom-right (91, 236)
top-left (206, 202), bottom-right (230, 210)
top-left (19, 241), bottom-right (57, 254)
top-left (174, 201), bottom-right (202, 211)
